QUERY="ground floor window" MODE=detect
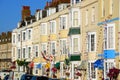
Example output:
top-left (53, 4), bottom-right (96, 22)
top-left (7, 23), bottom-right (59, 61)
top-left (88, 61), bottom-right (96, 80)
top-left (104, 59), bottom-right (115, 79)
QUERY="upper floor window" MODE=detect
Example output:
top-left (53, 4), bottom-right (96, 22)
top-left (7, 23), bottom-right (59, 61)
top-left (71, 0), bottom-right (80, 4)
top-left (60, 39), bottom-right (67, 54)
top-left (18, 34), bottom-right (21, 42)
top-left (28, 29), bottom-right (32, 40)
top-left (41, 43), bottom-right (47, 55)
top-left (73, 38), bottom-right (79, 52)
top-left (23, 48), bottom-right (26, 58)
top-left (41, 23), bottom-right (47, 35)
top-left (34, 45), bottom-right (39, 57)
top-left (50, 41), bottom-right (56, 55)
top-left (87, 32), bottom-right (96, 52)
top-left (73, 11), bottom-right (79, 27)
top-left (50, 21), bottom-right (56, 34)
top-left (28, 46), bottom-right (32, 58)
top-left (22, 31), bottom-right (26, 41)
top-left (12, 34), bottom-right (16, 43)
top-left (92, 7), bottom-right (95, 23)
top-left (104, 24), bottom-right (115, 49)
top-left (17, 49), bottom-right (21, 58)
top-left (60, 15), bottom-right (67, 30)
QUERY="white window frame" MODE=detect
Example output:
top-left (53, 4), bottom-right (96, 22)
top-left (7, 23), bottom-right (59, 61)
top-left (104, 59), bottom-right (115, 79)
top-left (28, 46), bottom-right (32, 58)
top-left (40, 23), bottom-right (47, 35)
top-left (17, 33), bottom-right (21, 42)
top-left (88, 61), bottom-right (97, 80)
top-left (34, 45), bottom-right (39, 57)
top-left (17, 48), bottom-right (21, 58)
top-left (72, 8), bottom-right (80, 27)
top-left (33, 63), bottom-right (39, 75)
top-left (12, 33), bottom-right (16, 43)
top-left (41, 43), bottom-right (47, 54)
top-left (71, 35), bottom-right (80, 54)
top-left (87, 32), bottom-right (96, 52)
top-left (22, 31), bottom-right (26, 41)
top-left (50, 41), bottom-right (56, 55)
top-left (104, 23), bottom-right (115, 50)
top-left (22, 47), bottom-right (26, 58)
top-left (27, 29), bottom-right (32, 40)
top-left (60, 39), bottom-right (67, 54)
top-left (50, 20), bottom-right (56, 34)
top-left (60, 15), bottom-right (67, 30)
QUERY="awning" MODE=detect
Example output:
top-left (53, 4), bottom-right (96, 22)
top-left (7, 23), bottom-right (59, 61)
top-left (68, 27), bottom-right (80, 36)
top-left (77, 60), bottom-right (87, 70)
top-left (54, 62), bottom-right (60, 69)
top-left (94, 59), bottom-right (103, 69)
top-left (69, 54), bottom-right (81, 61)
top-left (36, 63), bottom-right (42, 69)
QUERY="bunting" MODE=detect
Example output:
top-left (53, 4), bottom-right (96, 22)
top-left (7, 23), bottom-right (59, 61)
top-left (41, 51), bottom-right (54, 61)
top-left (28, 61), bottom-right (34, 68)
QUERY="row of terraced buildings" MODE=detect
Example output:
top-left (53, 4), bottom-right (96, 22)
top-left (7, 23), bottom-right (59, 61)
top-left (0, 0), bottom-right (120, 80)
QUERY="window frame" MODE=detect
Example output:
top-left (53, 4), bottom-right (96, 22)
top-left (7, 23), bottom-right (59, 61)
top-left (60, 15), bottom-right (67, 30)
top-left (104, 23), bottom-right (115, 50)
top-left (60, 39), bottom-right (67, 54)
top-left (50, 41), bottom-right (56, 55)
top-left (87, 32), bottom-right (96, 52)
top-left (50, 21), bottom-right (56, 34)
top-left (40, 23), bottom-right (47, 35)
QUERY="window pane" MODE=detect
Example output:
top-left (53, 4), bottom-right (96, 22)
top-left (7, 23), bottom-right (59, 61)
top-left (73, 38), bottom-right (78, 52)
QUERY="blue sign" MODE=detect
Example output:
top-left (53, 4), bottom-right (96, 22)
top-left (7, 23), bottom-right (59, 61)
top-left (104, 50), bottom-right (115, 59)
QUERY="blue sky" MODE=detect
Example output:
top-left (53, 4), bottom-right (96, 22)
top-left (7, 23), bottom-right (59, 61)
top-left (0, 0), bottom-right (51, 33)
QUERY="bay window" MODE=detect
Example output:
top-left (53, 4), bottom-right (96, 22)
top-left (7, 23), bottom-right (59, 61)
top-left (104, 24), bottom-right (115, 49)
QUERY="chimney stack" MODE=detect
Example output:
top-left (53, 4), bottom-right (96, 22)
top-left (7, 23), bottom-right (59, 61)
top-left (22, 6), bottom-right (31, 20)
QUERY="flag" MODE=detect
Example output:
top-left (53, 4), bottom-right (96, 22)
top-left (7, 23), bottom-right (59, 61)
top-left (28, 61), bottom-right (34, 68)
top-left (10, 61), bottom-right (16, 69)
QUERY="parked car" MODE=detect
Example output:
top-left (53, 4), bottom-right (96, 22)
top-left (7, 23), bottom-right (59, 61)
top-left (3, 74), bottom-right (9, 80)
top-left (20, 74), bottom-right (34, 80)
top-left (8, 71), bottom-right (25, 80)
top-left (0, 71), bottom-right (9, 80)
top-left (31, 76), bottom-right (49, 80)
top-left (49, 78), bottom-right (60, 80)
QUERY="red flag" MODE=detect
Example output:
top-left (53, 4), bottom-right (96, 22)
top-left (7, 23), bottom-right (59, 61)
top-left (28, 61), bottom-right (34, 68)
top-left (10, 61), bottom-right (16, 69)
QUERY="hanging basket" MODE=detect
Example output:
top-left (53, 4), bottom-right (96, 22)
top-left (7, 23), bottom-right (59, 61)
top-left (65, 72), bottom-right (70, 76)
top-left (52, 67), bottom-right (57, 73)
top-left (75, 72), bottom-right (82, 76)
